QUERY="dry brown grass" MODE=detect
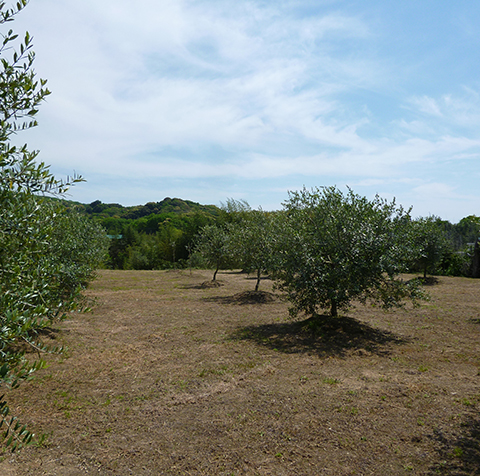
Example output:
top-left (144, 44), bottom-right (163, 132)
top-left (0, 269), bottom-right (479, 475)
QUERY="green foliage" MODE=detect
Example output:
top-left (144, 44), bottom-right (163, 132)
top-left (437, 245), bottom-right (472, 277)
top-left (121, 223), bottom-right (183, 270)
top-left (274, 186), bottom-right (425, 318)
top-left (0, 395), bottom-right (34, 451)
top-left (86, 195), bottom-right (480, 275)
top-left (47, 208), bottom-right (110, 290)
top-left (103, 208), bottom-right (217, 270)
top-left (470, 240), bottom-right (480, 278)
top-left (194, 224), bottom-right (233, 280)
top-left (409, 216), bottom-right (449, 278)
top-left (229, 209), bottom-right (279, 291)
top-left (90, 192), bottom-right (477, 277)
top-left (189, 199), bottom-right (253, 280)
top-left (218, 198), bottom-right (251, 224)
top-left (455, 215), bottom-right (480, 245)
top-left (80, 197), bottom-right (220, 221)
top-left (405, 215), bottom-right (479, 278)
top-left (0, 1), bottom-right (109, 450)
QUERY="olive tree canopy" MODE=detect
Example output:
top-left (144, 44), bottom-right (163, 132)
top-left (275, 186), bottom-right (424, 318)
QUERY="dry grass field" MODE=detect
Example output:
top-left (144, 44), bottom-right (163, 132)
top-left (0, 269), bottom-right (479, 475)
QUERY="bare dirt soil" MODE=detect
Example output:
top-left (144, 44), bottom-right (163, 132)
top-left (0, 269), bottom-right (479, 475)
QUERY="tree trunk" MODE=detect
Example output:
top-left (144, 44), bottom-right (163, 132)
top-left (471, 240), bottom-right (480, 278)
top-left (255, 268), bottom-right (261, 292)
top-left (213, 266), bottom-right (219, 281)
top-left (330, 299), bottom-right (338, 317)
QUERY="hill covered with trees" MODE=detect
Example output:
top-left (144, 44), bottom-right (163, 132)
top-left (60, 197), bottom-right (222, 270)
top-left (58, 197), bottom-right (220, 230)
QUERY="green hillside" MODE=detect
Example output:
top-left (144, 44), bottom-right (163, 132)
top-left (67, 197), bottom-right (220, 219)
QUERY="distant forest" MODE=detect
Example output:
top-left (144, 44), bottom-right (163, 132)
top-left (60, 197), bottom-right (221, 270)
top-left (60, 196), bottom-right (480, 276)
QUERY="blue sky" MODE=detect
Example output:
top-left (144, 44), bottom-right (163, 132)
top-left (12, 0), bottom-right (480, 222)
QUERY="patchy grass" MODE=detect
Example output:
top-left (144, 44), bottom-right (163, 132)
top-left (1, 270), bottom-right (479, 475)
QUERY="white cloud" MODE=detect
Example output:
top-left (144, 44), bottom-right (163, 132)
top-left (412, 182), bottom-right (456, 198)
top-left (408, 96), bottom-right (443, 117)
top-left (406, 88), bottom-right (480, 134)
top-left (396, 119), bottom-right (436, 136)
top-left (19, 0), bottom-right (379, 161)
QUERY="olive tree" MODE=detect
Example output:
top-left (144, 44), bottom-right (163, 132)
top-left (409, 216), bottom-right (448, 279)
top-left (275, 186), bottom-right (424, 319)
top-left (229, 209), bottom-right (278, 291)
top-left (194, 224), bottom-right (233, 281)
top-left (0, 1), bottom-right (107, 450)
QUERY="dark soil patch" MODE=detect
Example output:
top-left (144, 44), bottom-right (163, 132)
top-left (198, 279), bottom-right (224, 288)
top-left (232, 290), bottom-right (276, 303)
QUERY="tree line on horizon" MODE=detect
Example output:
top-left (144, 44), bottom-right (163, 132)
top-left (73, 196), bottom-right (480, 279)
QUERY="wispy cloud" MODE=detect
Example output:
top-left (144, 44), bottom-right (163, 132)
top-left (408, 96), bottom-right (443, 117)
top-left (407, 88), bottom-right (480, 132)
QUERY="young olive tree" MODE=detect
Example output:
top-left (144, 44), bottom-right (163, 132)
top-left (409, 216), bottom-right (448, 279)
top-left (229, 209), bottom-right (278, 291)
top-left (275, 186), bottom-right (424, 319)
top-left (194, 224), bottom-right (233, 281)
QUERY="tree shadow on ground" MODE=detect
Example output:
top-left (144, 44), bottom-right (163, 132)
top-left (182, 281), bottom-right (224, 290)
top-left (426, 415), bottom-right (480, 475)
top-left (416, 276), bottom-right (440, 286)
top-left (229, 314), bottom-right (409, 358)
top-left (35, 326), bottom-right (66, 337)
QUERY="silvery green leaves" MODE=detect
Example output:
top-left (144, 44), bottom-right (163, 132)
top-left (0, 1), bottom-right (107, 450)
top-left (274, 186), bottom-right (425, 318)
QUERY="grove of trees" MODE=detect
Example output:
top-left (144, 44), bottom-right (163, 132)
top-left (191, 189), bottom-right (479, 321)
